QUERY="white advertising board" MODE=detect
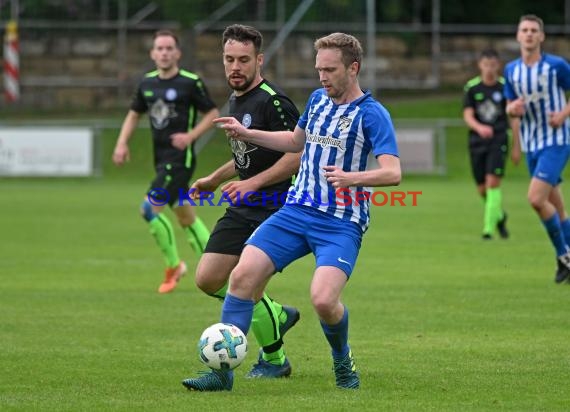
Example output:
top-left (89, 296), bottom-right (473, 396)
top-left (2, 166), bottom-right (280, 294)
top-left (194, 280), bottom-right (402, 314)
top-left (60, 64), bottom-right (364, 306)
top-left (0, 127), bottom-right (94, 176)
top-left (368, 127), bottom-right (442, 174)
top-left (396, 128), bottom-right (435, 173)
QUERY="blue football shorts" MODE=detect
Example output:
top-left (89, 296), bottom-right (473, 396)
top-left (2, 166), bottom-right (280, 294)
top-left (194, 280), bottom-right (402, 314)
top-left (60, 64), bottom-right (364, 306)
top-left (245, 204), bottom-right (363, 277)
top-left (526, 145), bottom-right (570, 186)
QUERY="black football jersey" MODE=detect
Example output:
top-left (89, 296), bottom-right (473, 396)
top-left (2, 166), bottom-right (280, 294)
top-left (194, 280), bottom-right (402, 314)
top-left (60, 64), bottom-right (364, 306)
top-left (131, 69), bottom-right (217, 166)
top-left (228, 79), bottom-right (300, 207)
top-left (463, 76), bottom-right (509, 142)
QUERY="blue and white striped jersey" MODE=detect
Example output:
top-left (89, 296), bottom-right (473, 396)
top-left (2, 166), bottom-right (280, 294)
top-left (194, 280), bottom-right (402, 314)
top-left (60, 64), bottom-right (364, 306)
top-left (286, 89), bottom-right (399, 231)
top-left (504, 53), bottom-right (570, 153)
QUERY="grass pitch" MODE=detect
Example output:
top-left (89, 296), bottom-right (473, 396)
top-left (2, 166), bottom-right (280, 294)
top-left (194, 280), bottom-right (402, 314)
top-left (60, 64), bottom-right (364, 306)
top-left (2, 99), bottom-right (570, 411)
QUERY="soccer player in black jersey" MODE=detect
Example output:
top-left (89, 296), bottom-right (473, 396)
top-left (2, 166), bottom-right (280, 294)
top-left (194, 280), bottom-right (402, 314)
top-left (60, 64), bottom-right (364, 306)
top-left (113, 30), bottom-right (219, 293)
top-left (181, 25), bottom-right (301, 391)
top-left (463, 49), bottom-right (511, 240)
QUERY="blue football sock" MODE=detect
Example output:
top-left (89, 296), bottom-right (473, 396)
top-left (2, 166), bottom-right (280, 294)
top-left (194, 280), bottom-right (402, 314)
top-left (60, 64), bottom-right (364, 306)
top-left (560, 218), bottom-right (570, 247)
top-left (221, 293), bottom-right (255, 335)
top-left (320, 306), bottom-right (350, 359)
top-left (542, 213), bottom-right (569, 257)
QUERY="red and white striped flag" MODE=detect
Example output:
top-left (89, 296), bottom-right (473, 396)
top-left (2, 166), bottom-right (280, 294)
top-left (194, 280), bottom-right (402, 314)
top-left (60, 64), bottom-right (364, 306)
top-left (4, 20), bottom-right (20, 103)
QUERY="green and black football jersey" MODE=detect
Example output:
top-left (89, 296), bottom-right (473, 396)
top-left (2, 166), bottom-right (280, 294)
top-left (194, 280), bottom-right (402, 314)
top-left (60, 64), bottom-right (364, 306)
top-left (131, 69), bottom-right (217, 167)
top-left (463, 76), bottom-right (508, 142)
top-left (228, 79), bottom-right (300, 207)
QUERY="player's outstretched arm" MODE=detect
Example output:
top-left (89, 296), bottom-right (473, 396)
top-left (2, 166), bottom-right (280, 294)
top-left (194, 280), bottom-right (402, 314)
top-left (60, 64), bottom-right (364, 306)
top-left (214, 116), bottom-right (305, 153)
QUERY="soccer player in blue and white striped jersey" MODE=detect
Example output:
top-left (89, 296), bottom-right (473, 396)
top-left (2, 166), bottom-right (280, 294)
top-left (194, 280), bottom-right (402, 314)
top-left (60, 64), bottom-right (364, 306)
top-left (504, 14), bottom-right (570, 283)
top-left (213, 32), bottom-right (400, 390)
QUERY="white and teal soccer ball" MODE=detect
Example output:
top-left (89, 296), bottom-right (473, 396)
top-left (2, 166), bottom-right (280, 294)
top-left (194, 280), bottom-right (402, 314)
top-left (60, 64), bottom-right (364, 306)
top-left (198, 323), bottom-right (248, 370)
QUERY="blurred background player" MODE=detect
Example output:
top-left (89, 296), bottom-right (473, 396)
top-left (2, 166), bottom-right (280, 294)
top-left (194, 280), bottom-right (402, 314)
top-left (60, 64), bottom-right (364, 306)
top-left (504, 14), bottom-right (570, 283)
top-left (112, 30), bottom-right (219, 293)
top-left (179, 24), bottom-right (301, 390)
top-left (462, 48), bottom-right (510, 240)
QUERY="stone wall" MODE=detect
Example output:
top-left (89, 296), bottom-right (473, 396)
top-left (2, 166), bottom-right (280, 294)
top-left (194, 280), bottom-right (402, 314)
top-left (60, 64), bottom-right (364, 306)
top-left (9, 30), bottom-right (570, 109)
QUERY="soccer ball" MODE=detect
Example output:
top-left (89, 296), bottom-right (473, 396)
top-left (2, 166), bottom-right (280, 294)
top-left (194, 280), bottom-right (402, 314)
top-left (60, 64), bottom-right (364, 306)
top-left (198, 323), bottom-right (248, 370)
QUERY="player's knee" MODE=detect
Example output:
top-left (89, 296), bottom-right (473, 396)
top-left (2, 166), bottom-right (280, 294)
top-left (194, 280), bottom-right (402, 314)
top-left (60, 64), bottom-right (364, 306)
top-left (228, 266), bottom-right (253, 295)
top-left (195, 269), bottom-right (217, 295)
top-left (311, 292), bottom-right (335, 318)
top-left (228, 268), bottom-right (246, 289)
top-left (195, 278), bottom-right (214, 295)
top-left (527, 193), bottom-right (545, 211)
top-left (140, 200), bottom-right (157, 222)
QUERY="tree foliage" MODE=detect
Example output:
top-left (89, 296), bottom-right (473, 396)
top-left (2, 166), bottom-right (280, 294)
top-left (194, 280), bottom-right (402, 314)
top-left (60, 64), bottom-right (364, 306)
top-left (5, 0), bottom-right (568, 26)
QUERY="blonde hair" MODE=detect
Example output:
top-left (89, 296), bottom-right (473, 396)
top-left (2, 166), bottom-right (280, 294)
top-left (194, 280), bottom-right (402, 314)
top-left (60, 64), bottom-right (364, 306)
top-left (314, 32), bottom-right (363, 73)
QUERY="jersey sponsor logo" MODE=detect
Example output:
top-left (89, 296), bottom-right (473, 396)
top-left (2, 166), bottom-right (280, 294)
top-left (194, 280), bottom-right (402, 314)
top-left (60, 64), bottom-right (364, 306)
top-left (149, 98), bottom-right (177, 130)
top-left (306, 133), bottom-right (345, 150)
top-left (337, 115), bottom-right (352, 132)
top-left (242, 113), bottom-right (252, 128)
top-left (165, 88), bottom-right (177, 101)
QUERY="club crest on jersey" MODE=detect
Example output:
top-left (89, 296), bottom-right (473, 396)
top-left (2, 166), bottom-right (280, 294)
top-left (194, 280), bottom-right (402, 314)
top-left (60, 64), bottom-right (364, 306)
top-left (165, 88), bottom-right (177, 101)
top-left (242, 114), bottom-right (252, 128)
top-left (337, 116), bottom-right (352, 132)
top-left (492, 91), bottom-right (502, 102)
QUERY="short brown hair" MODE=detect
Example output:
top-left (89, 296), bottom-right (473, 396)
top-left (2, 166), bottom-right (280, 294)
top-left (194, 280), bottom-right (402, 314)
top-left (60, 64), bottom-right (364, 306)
top-left (314, 32), bottom-right (363, 73)
top-left (479, 48), bottom-right (499, 60)
top-left (222, 24), bottom-right (263, 54)
top-left (519, 14), bottom-right (544, 32)
top-left (153, 29), bottom-right (180, 48)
